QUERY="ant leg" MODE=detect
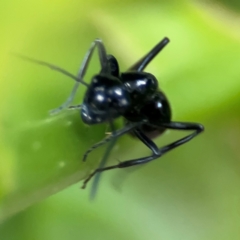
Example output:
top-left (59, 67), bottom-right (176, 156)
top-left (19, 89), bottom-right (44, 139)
top-left (132, 128), bottom-right (159, 154)
top-left (82, 121), bottom-right (144, 162)
top-left (128, 37), bottom-right (170, 72)
top-left (67, 104), bottom-right (82, 110)
top-left (82, 122), bottom-right (203, 189)
top-left (76, 39), bottom-right (108, 78)
top-left (90, 119), bottom-right (117, 199)
top-left (50, 39), bottom-right (109, 115)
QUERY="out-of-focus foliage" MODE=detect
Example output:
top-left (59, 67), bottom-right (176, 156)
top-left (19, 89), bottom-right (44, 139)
top-left (0, 0), bottom-right (240, 239)
top-left (211, 0), bottom-right (240, 11)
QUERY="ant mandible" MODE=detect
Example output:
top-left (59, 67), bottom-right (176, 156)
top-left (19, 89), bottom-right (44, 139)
top-left (17, 37), bottom-right (204, 190)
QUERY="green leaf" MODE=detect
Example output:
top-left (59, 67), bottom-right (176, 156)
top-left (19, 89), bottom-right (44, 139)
top-left (1, 0), bottom-right (240, 224)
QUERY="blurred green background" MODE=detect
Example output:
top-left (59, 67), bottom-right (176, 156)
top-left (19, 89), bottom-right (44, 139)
top-left (1, 0), bottom-right (240, 239)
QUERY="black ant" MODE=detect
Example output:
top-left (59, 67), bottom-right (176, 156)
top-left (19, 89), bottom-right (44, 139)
top-left (16, 37), bottom-right (204, 191)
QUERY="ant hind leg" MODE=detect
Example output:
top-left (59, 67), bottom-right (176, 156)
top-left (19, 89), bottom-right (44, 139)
top-left (82, 121), bottom-right (203, 189)
top-left (128, 37), bottom-right (170, 72)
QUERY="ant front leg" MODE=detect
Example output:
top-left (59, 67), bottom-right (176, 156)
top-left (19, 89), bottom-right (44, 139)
top-left (89, 119), bottom-right (117, 199)
top-left (128, 37), bottom-right (170, 72)
top-left (68, 104), bottom-right (82, 110)
top-left (82, 121), bottom-right (204, 189)
top-left (50, 39), bottom-right (109, 115)
top-left (82, 121), bottom-right (144, 162)
top-left (82, 121), bottom-right (145, 189)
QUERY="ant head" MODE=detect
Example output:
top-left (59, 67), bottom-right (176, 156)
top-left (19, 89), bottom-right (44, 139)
top-left (81, 74), bottom-right (131, 124)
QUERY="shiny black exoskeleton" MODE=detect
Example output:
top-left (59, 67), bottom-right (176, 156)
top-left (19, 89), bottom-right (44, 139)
top-left (75, 38), bottom-right (203, 188)
top-left (18, 37), bottom-right (204, 190)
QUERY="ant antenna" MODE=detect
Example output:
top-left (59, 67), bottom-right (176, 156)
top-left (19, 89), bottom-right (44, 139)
top-left (14, 39), bottom-right (109, 115)
top-left (13, 53), bottom-right (89, 87)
